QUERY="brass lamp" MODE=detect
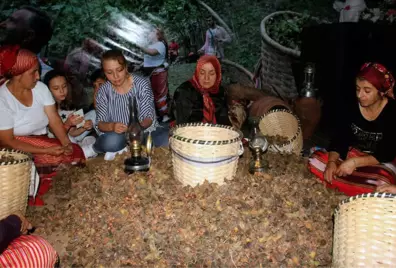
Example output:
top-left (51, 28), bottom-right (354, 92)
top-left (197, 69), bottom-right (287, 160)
top-left (124, 96), bottom-right (153, 174)
top-left (248, 118), bottom-right (269, 174)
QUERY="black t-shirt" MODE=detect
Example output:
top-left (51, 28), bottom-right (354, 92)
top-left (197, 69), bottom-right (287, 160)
top-left (328, 99), bottom-right (396, 162)
top-left (169, 81), bottom-right (231, 126)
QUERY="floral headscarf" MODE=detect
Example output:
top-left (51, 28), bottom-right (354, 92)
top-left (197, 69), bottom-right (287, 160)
top-left (189, 55), bottom-right (222, 123)
top-left (358, 62), bottom-right (395, 99)
top-left (0, 45), bottom-right (38, 86)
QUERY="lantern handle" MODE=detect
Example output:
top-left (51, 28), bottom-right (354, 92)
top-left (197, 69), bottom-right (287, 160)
top-left (146, 131), bottom-right (153, 158)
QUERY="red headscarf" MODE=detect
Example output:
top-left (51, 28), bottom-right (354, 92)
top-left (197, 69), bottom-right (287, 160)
top-left (0, 45), bottom-right (38, 86)
top-left (189, 55), bottom-right (222, 124)
top-left (358, 62), bottom-right (395, 99)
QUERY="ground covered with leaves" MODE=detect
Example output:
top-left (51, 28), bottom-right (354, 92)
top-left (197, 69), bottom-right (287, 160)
top-left (27, 148), bottom-right (345, 267)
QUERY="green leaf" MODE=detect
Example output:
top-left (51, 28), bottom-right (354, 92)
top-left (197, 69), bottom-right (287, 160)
top-left (51, 4), bottom-right (64, 11)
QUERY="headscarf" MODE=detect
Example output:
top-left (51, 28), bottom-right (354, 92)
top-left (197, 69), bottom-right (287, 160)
top-left (189, 55), bottom-right (222, 124)
top-left (358, 62), bottom-right (395, 99)
top-left (0, 45), bottom-right (39, 86)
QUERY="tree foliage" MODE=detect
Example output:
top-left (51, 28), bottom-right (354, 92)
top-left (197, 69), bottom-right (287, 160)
top-left (1, 0), bottom-right (336, 69)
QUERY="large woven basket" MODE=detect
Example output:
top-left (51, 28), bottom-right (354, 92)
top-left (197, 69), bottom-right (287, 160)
top-left (258, 109), bottom-right (303, 155)
top-left (259, 11), bottom-right (302, 100)
top-left (0, 148), bottom-right (32, 220)
top-left (333, 193), bottom-right (396, 268)
top-left (169, 123), bottom-right (243, 187)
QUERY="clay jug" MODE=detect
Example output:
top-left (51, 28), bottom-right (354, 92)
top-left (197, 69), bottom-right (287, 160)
top-left (293, 97), bottom-right (321, 140)
top-left (249, 96), bottom-right (291, 118)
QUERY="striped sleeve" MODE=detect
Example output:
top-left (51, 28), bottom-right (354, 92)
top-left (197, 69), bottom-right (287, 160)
top-left (134, 76), bottom-right (156, 121)
top-left (95, 82), bottom-right (110, 123)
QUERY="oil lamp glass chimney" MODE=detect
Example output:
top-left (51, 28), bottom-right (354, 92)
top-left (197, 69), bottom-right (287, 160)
top-left (124, 96), bottom-right (151, 174)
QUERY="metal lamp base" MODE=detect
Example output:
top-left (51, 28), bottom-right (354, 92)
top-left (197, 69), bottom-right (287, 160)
top-left (249, 164), bottom-right (267, 174)
top-left (249, 154), bottom-right (268, 175)
top-left (124, 156), bottom-right (150, 174)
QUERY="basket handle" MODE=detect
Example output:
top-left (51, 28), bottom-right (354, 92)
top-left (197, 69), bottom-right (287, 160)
top-left (238, 141), bottom-right (244, 156)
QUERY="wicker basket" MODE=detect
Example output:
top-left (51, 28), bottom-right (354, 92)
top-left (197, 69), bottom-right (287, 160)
top-left (169, 123), bottom-right (243, 187)
top-left (259, 11), bottom-right (302, 100)
top-left (333, 193), bottom-right (396, 268)
top-left (258, 109), bottom-right (303, 155)
top-left (0, 148), bottom-right (32, 220)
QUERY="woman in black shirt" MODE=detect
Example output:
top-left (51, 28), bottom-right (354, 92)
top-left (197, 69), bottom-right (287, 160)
top-left (309, 62), bottom-right (396, 195)
top-left (169, 55), bottom-right (231, 126)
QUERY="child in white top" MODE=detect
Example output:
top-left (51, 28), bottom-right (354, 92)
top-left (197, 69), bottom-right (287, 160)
top-left (43, 70), bottom-right (97, 158)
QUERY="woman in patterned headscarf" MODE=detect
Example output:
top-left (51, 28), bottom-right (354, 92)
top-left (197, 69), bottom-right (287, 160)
top-left (0, 45), bottom-right (85, 199)
top-left (169, 55), bottom-right (230, 126)
top-left (309, 62), bottom-right (396, 196)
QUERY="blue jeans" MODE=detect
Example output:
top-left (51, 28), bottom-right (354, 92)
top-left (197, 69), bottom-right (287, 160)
top-left (145, 122), bottom-right (169, 147)
top-left (93, 123), bottom-right (169, 153)
top-left (93, 132), bottom-right (126, 153)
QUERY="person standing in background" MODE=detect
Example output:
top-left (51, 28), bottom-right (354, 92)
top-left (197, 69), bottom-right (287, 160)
top-left (198, 16), bottom-right (232, 61)
top-left (139, 27), bottom-right (170, 123)
top-left (169, 39), bottom-right (179, 64)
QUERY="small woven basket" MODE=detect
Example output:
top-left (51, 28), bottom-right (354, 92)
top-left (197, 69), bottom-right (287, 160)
top-left (0, 148), bottom-right (32, 219)
top-left (333, 193), bottom-right (396, 268)
top-left (259, 11), bottom-right (301, 100)
top-left (169, 123), bottom-right (243, 187)
top-left (258, 109), bottom-right (303, 155)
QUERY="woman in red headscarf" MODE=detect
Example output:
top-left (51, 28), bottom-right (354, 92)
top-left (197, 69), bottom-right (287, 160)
top-left (169, 55), bottom-right (231, 126)
top-left (309, 62), bottom-right (396, 196)
top-left (0, 45), bottom-right (85, 197)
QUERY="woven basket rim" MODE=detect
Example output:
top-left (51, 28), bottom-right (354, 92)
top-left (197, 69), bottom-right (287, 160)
top-left (171, 123), bottom-right (241, 145)
top-left (259, 108), bottom-right (302, 147)
top-left (260, 10), bottom-right (302, 58)
top-left (0, 148), bottom-right (32, 166)
top-left (335, 192), bottom-right (396, 213)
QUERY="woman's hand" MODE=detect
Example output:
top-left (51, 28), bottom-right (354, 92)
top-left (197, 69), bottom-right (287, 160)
top-left (65, 114), bottom-right (83, 127)
top-left (336, 158), bottom-right (356, 177)
top-left (140, 118), bottom-right (153, 129)
top-left (83, 120), bottom-right (93, 130)
top-left (324, 161), bottom-right (338, 183)
top-left (45, 146), bottom-right (64, 156)
top-left (63, 143), bottom-right (73, 155)
top-left (113, 123), bottom-right (128, 134)
top-left (376, 184), bottom-right (396, 194)
top-left (12, 213), bottom-right (33, 234)
top-left (215, 37), bottom-right (224, 44)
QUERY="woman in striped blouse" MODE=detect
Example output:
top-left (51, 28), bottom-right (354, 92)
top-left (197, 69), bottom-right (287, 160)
top-left (94, 49), bottom-right (169, 160)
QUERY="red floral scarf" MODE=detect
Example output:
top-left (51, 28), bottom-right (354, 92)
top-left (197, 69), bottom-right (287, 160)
top-left (189, 55), bottom-right (222, 124)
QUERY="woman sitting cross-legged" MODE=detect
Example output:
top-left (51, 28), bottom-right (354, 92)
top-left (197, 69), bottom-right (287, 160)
top-left (43, 70), bottom-right (97, 158)
top-left (0, 213), bottom-right (58, 268)
top-left (94, 49), bottom-right (169, 161)
top-left (309, 62), bottom-right (396, 196)
top-left (169, 55), bottom-right (231, 126)
top-left (0, 45), bottom-right (85, 185)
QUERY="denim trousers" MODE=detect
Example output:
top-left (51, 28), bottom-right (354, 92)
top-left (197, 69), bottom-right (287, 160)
top-left (93, 122), bottom-right (170, 153)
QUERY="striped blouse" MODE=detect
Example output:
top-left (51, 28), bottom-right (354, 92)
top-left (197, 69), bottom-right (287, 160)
top-left (95, 74), bottom-right (158, 133)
